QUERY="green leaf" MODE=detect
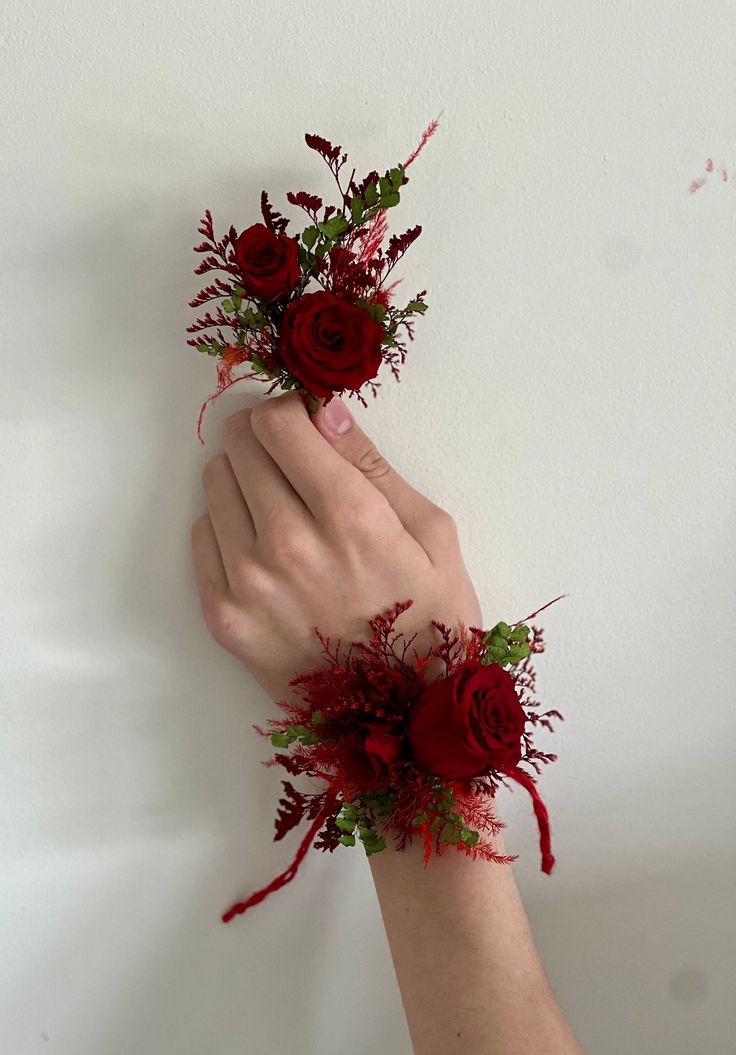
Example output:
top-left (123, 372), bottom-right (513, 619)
top-left (389, 166), bottom-right (404, 190)
top-left (339, 834), bottom-right (356, 847)
top-left (364, 181), bottom-right (379, 207)
top-left (350, 197), bottom-right (364, 223)
top-left (362, 301), bottom-right (386, 323)
top-left (221, 298), bottom-right (234, 313)
top-left (379, 190), bottom-right (400, 208)
top-left (362, 835), bottom-right (386, 856)
top-left (336, 816), bottom-right (357, 833)
top-left (507, 643), bottom-right (531, 663)
top-left (495, 622), bottom-right (512, 638)
top-left (318, 214), bottom-right (349, 240)
top-left (302, 225), bottom-right (319, 249)
top-left (439, 822), bottom-right (456, 845)
top-left (509, 625), bottom-right (530, 643)
top-left (270, 732), bottom-right (290, 748)
top-left (240, 307), bottom-right (267, 331)
top-left (358, 826), bottom-right (385, 852)
top-left (405, 300), bottom-right (428, 313)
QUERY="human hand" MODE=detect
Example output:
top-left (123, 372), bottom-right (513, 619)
top-left (191, 393), bottom-right (481, 701)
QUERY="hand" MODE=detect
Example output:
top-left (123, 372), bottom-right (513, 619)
top-left (191, 393), bottom-right (482, 701)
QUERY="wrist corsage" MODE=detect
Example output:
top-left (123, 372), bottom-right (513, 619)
top-left (223, 597), bottom-right (563, 923)
top-left (188, 122), bottom-right (438, 443)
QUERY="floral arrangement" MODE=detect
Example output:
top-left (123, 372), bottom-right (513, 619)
top-left (188, 122), bottom-right (438, 442)
top-left (223, 598), bottom-right (563, 923)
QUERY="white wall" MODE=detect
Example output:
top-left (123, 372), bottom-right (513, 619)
top-left (2, 3), bottom-right (734, 1053)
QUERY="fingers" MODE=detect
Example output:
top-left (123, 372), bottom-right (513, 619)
top-left (312, 397), bottom-right (457, 562)
top-left (247, 392), bottom-right (386, 522)
top-left (222, 406), bottom-right (312, 535)
top-left (191, 512), bottom-right (228, 597)
top-left (201, 452), bottom-right (256, 581)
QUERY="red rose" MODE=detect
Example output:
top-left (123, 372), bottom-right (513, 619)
top-left (337, 722), bottom-right (404, 789)
top-left (407, 662), bottom-right (526, 780)
top-left (279, 291), bottom-right (384, 397)
top-left (233, 223), bottom-right (301, 301)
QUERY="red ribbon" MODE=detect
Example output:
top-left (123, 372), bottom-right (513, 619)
top-left (222, 789), bottom-right (339, 923)
top-left (502, 767), bottom-right (555, 874)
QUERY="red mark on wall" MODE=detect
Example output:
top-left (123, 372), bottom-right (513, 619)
top-left (689, 157), bottom-right (731, 194)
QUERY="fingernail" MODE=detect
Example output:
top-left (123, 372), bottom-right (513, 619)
top-left (321, 396), bottom-right (353, 436)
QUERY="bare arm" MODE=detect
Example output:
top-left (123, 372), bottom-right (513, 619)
top-left (371, 839), bottom-right (584, 1055)
top-left (191, 392), bottom-right (584, 1054)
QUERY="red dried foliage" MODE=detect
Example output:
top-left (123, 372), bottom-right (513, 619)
top-left (387, 225), bottom-right (422, 265)
top-left (190, 209), bottom-right (239, 279)
top-left (304, 132), bottom-right (343, 164)
top-left (275, 781), bottom-right (332, 841)
top-left (194, 330), bottom-right (278, 444)
top-left (404, 116), bottom-right (441, 169)
top-left (286, 190), bottom-right (323, 217)
top-left (260, 190), bottom-right (289, 234)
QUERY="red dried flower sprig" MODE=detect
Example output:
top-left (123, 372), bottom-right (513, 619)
top-left (222, 598), bottom-right (564, 923)
top-left (188, 121), bottom-right (439, 444)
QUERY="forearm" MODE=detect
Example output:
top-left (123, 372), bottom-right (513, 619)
top-left (370, 838), bottom-right (585, 1055)
top-left (193, 395), bottom-right (580, 1047)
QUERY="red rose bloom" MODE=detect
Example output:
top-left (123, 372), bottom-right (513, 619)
top-left (279, 291), bottom-right (384, 397)
top-left (407, 662), bottom-right (526, 780)
top-left (336, 722), bottom-right (404, 789)
top-left (233, 223), bottom-right (301, 301)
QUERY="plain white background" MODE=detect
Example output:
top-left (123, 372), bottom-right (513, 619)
top-left (2, 3), bottom-right (735, 1053)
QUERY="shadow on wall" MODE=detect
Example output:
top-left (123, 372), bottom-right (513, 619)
top-left (527, 852), bottom-right (735, 1055)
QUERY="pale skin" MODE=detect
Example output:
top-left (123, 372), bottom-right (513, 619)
top-left (191, 392), bottom-right (585, 1055)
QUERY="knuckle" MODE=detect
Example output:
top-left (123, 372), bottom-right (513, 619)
top-left (191, 512), bottom-right (210, 539)
top-left (427, 505), bottom-right (458, 541)
top-left (337, 491), bottom-right (377, 527)
top-left (223, 408), bottom-right (252, 445)
top-left (250, 397), bottom-right (290, 439)
top-left (198, 586), bottom-right (236, 643)
top-left (229, 557), bottom-right (274, 600)
top-left (354, 440), bottom-right (391, 481)
top-left (268, 529), bottom-right (314, 569)
top-left (201, 451), bottom-right (229, 491)
top-left (335, 488), bottom-right (395, 535)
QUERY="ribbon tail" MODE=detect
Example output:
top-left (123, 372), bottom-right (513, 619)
top-left (222, 790), bottom-right (338, 923)
top-left (502, 767), bottom-right (555, 875)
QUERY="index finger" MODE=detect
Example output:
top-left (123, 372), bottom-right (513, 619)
top-left (248, 392), bottom-right (377, 519)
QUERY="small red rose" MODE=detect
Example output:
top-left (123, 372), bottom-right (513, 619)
top-left (407, 662), bottom-right (526, 780)
top-left (233, 223), bottom-right (301, 301)
top-left (337, 721), bottom-right (404, 789)
top-left (279, 290), bottom-right (384, 397)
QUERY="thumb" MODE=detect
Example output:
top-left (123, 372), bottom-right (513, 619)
top-left (312, 396), bottom-right (434, 531)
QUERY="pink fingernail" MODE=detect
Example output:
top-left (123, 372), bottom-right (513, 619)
top-left (321, 397), bottom-right (353, 436)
